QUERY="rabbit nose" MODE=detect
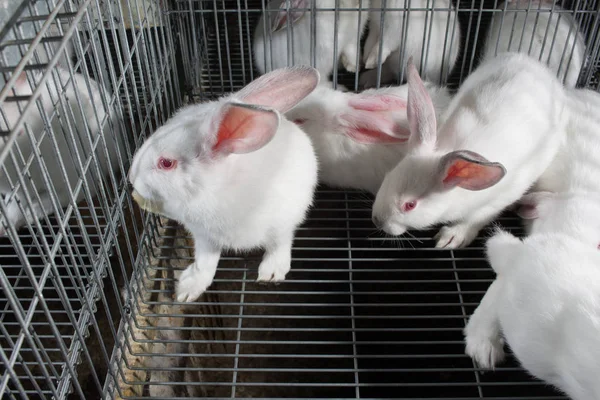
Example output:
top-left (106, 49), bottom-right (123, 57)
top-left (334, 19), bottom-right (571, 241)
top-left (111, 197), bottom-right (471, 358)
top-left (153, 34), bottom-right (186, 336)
top-left (372, 215), bottom-right (384, 229)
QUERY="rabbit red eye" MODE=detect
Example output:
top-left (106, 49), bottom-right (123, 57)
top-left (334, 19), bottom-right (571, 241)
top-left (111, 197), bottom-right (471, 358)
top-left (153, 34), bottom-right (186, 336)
top-left (401, 200), bottom-right (417, 212)
top-left (158, 157), bottom-right (176, 170)
top-left (293, 118), bottom-right (307, 125)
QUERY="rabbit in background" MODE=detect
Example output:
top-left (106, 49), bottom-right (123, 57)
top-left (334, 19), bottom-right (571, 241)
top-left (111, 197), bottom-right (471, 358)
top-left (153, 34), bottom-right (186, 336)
top-left (360, 0), bottom-right (461, 88)
top-left (0, 68), bottom-right (123, 236)
top-left (482, 0), bottom-right (587, 88)
top-left (254, 0), bottom-right (370, 83)
top-left (286, 80), bottom-right (453, 194)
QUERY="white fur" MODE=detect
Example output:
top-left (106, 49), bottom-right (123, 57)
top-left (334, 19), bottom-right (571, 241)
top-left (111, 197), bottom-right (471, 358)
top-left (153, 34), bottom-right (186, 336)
top-left (534, 88), bottom-right (600, 194)
top-left (516, 89), bottom-right (600, 234)
top-left (0, 68), bottom-right (122, 235)
top-left (464, 229), bottom-right (600, 400)
top-left (129, 67), bottom-right (319, 302)
top-left (286, 82), bottom-right (453, 194)
top-left (372, 53), bottom-right (568, 248)
top-left (483, 0), bottom-right (587, 88)
top-left (360, 0), bottom-right (461, 88)
top-left (527, 192), bottom-right (600, 249)
top-left (253, 0), bottom-right (369, 82)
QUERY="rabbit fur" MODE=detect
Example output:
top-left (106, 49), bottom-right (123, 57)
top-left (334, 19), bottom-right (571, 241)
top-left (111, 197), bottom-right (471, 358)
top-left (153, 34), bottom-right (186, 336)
top-left (533, 88), bottom-right (600, 195)
top-left (514, 88), bottom-right (600, 235)
top-left (128, 66), bottom-right (320, 303)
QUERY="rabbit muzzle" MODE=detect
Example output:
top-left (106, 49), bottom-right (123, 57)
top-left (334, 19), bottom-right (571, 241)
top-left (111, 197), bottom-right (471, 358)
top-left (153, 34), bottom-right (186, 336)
top-left (132, 189), bottom-right (165, 216)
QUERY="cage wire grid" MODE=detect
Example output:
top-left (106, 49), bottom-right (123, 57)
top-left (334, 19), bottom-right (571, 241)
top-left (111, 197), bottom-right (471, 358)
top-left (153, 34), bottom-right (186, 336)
top-left (0, 0), bottom-right (180, 398)
top-left (0, 0), bottom-right (598, 399)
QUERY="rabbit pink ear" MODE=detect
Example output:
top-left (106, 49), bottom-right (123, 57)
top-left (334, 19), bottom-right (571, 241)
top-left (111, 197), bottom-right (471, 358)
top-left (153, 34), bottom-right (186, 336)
top-left (406, 57), bottom-right (437, 149)
top-left (438, 150), bottom-right (506, 191)
top-left (212, 103), bottom-right (280, 155)
top-left (270, 0), bottom-right (307, 33)
top-left (516, 191), bottom-right (554, 219)
top-left (236, 66), bottom-right (319, 113)
top-left (338, 110), bottom-right (410, 144)
top-left (348, 94), bottom-right (408, 112)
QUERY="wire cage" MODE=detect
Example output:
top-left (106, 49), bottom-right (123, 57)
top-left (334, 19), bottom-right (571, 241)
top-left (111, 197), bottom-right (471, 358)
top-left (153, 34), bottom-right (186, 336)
top-left (0, 0), bottom-right (598, 399)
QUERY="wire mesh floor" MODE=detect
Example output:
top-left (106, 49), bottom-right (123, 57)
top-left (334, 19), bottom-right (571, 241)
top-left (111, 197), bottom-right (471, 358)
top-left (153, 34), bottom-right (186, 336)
top-left (113, 188), bottom-right (567, 399)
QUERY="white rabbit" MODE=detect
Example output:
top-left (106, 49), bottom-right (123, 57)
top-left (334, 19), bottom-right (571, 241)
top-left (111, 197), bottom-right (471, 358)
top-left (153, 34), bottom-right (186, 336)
top-left (464, 227), bottom-right (600, 400)
top-left (360, 0), bottom-right (461, 88)
top-left (483, 0), bottom-right (587, 88)
top-left (253, 0), bottom-right (370, 82)
top-left (128, 66), bottom-right (320, 303)
top-left (0, 68), bottom-right (122, 235)
top-left (370, 53), bottom-right (567, 248)
top-left (286, 81), bottom-right (452, 194)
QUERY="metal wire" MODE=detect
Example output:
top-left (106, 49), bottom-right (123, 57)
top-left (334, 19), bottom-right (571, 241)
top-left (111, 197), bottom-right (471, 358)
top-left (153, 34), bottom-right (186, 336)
top-left (0, 0), bottom-right (598, 399)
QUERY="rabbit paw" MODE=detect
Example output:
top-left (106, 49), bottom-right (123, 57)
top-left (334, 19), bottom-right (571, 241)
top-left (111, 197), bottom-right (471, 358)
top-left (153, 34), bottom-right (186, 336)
top-left (364, 54), bottom-right (378, 70)
top-left (434, 224), bottom-right (481, 248)
top-left (464, 328), bottom-right (505, 370)
top-left (257, 259), bottom-right (290, 283)
top-left (364, 46), bottom-right (391, 70)
top-left (176, 264), bottom-right (214, 302)
top-left (340, 53), bottom-right (358, 73)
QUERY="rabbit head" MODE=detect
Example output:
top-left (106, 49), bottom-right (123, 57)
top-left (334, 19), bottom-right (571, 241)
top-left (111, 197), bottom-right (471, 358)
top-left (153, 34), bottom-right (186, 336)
top-left (128, 66), bottom-right (319, 221)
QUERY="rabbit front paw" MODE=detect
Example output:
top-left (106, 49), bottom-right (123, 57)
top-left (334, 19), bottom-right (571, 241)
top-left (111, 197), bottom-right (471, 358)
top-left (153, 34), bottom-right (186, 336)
top-left (257, 240), bottom-right (292, 283)
top-left (340, 53), bottom-right (358, 73)
top-left (464, 329), bottom-right (505, 370)
top-left (176, 263), bottom-right (215, 302)
top-left (364, 46), bottom-right (391, 70)
top-left (434, 223), bottom-right (481, 248)
top-left (257, 258), bottom-right (291, 282)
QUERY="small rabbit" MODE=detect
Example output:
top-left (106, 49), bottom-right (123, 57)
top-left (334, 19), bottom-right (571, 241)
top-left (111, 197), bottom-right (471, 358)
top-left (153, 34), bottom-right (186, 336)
top-left (371, 53), bottom-right (567, 248)
top-left (0, 69), bottom-right (123, 235)
top-left (286, 81), bottom-right (453, 194)
top-left (360, 0), bottom-right (461, 88)
top-left (464, 228), bottom-right (600, 400)
top-left (253, 0), bottom-right (370, 82)
top-left (483, 0), bottom-right (587, 88)
top-left (128, 66), bottom-right (320, 303)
